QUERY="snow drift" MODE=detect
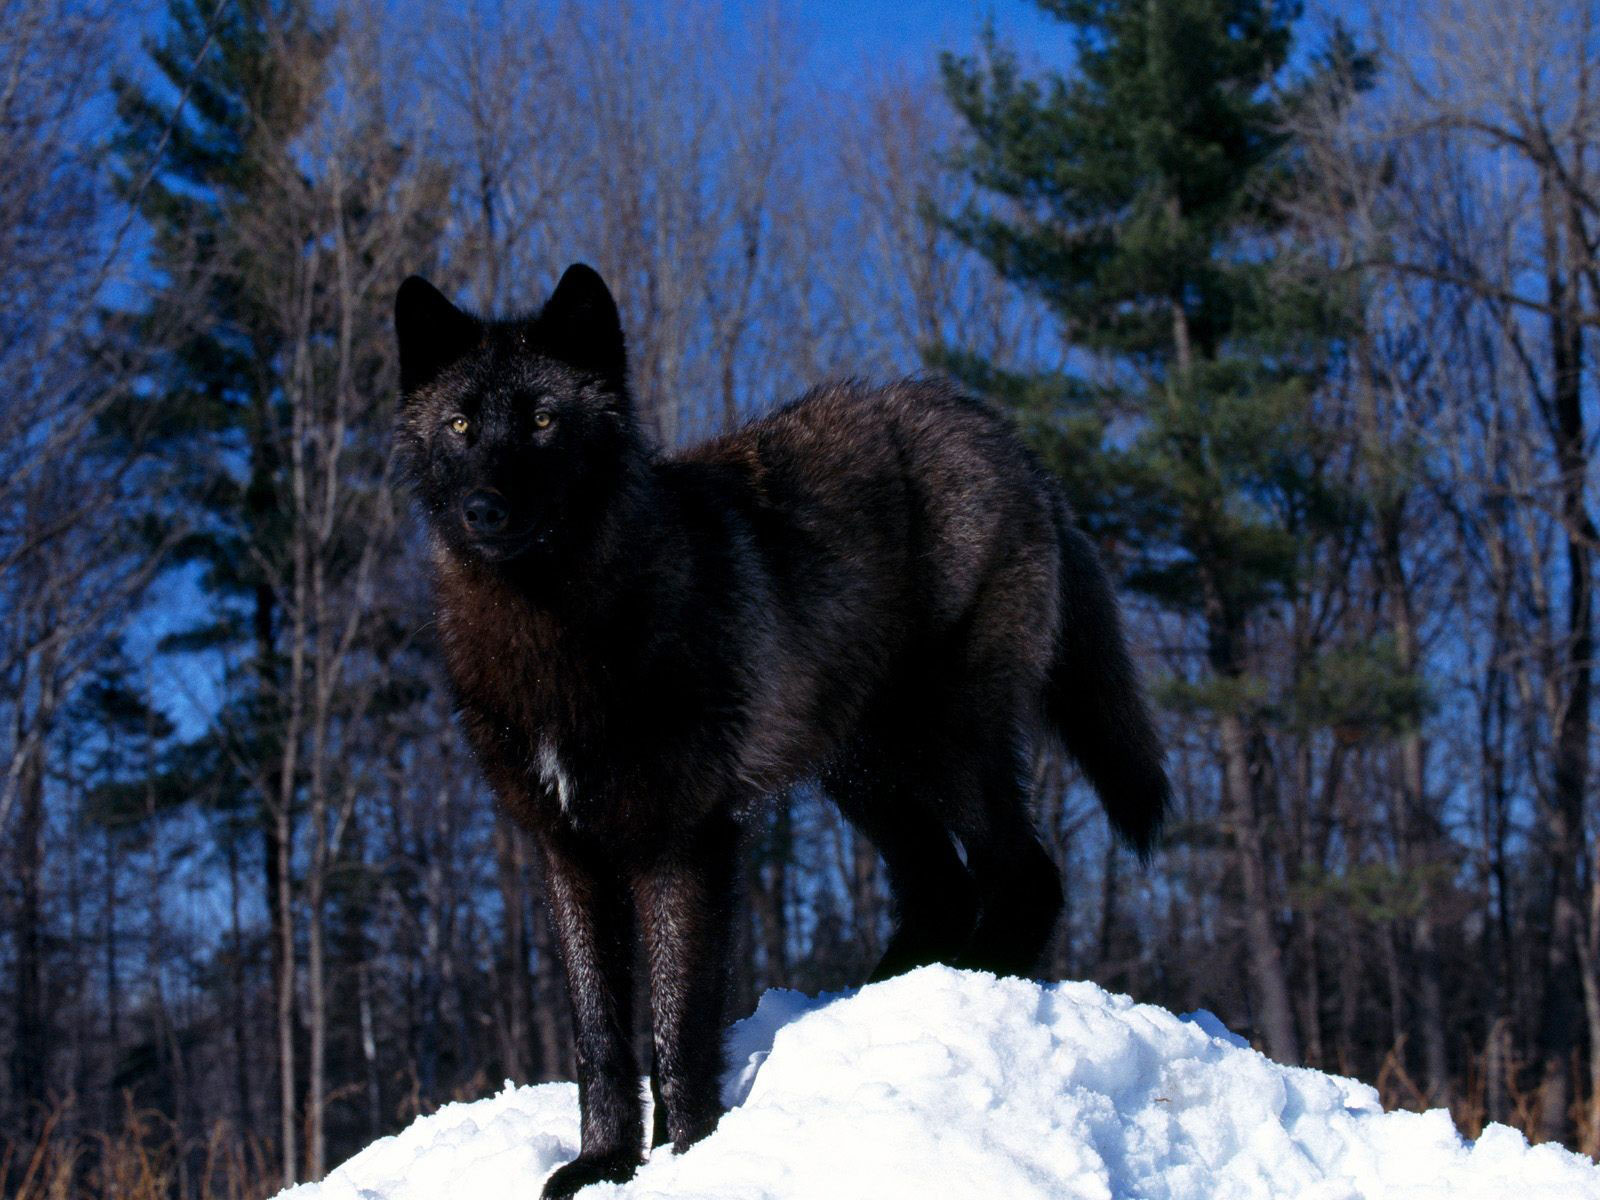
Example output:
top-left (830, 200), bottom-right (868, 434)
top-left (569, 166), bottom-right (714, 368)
top-left (278, 965), bottom-right (1600, 1199)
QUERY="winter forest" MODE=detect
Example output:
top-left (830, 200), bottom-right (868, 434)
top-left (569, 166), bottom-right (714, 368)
top-left (4, 0), bottom-right (1600, 1194)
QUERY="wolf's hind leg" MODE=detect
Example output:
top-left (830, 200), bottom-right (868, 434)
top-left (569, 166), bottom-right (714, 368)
top-left (648, 1061), bottom-right (669, 1148)
top-left (954, 759), bottom-right (1064, 977)
top-left (823, 758), bottom-right (979, 982)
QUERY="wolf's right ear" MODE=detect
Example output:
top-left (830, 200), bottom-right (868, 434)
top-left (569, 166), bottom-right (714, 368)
top-left (395, 276), bottom-right (480, 395)
top-left (536, 263), bottom-right (625, 385)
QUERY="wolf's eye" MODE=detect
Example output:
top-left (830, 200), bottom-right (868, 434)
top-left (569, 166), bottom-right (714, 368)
top-left (532, 410), bottom-right (554, 431)
top-left (448, 415), bottom-right (470, 435)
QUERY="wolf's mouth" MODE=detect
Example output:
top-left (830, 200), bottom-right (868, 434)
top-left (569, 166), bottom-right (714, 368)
top-left (467, 527), bottom-right (543, 562)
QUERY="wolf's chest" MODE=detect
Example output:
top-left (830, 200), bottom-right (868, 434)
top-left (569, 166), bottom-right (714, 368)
top-left (456, 655), bottom-right (610, 798)
top-left (437, 599), bottom-right (603, 789)
top-left (435, 572), bottom-right (742, 839)
top-left (535, 735), bottom-right (577, 812)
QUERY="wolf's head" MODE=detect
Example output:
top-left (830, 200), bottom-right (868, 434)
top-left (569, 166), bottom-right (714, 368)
top-left (394, 264), bottom-right (644, 568)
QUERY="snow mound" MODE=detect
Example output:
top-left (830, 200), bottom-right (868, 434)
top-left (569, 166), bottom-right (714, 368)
top-left (278, 965), bottom-right (1600, 1199)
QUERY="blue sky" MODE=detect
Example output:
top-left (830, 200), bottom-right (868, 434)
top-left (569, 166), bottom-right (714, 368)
top-left (777, 0), bottom-right (1362, 81)
top-left (793, 0), bottom-right (1080, 69)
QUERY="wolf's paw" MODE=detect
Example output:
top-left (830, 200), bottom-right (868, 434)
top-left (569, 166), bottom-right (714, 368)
top-left (665, 1107), bottom-right (721, 1153)
top-left (540, 1150), bottom-right (643, 1198)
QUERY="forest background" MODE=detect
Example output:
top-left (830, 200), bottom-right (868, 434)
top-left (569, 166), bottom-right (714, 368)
top-left (4, 0), bottom-right (1599, 1194)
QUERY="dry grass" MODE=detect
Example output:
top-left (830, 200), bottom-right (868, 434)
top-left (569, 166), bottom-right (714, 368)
top-left (1, 1096), bottom-right (276, 1200)
top-left (1375, 1038), bottom-right (1597, 1160)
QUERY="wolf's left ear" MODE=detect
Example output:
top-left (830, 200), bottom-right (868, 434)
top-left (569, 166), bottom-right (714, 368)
top-left (536, 263), bottom-right (625, 384)
top-left (395, 276), bottom-right (480, 396)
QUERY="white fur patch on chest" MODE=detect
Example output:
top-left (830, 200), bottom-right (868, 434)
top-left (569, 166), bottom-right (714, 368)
top-left (537, 736), bottom-right (575, 812)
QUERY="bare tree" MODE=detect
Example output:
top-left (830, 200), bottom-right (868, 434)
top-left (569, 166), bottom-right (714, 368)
top-left (1375, 0), bottom-right (1600, 1142)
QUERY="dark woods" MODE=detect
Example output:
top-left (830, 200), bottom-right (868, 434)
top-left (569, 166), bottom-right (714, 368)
top-left (3, 0), bottom-right (1600, 1196)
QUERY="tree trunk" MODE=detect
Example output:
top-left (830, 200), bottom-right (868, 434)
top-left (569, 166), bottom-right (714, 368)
top-left (359, 962), bottom-right (383, 1139)
top-left (253, 571), bottom-right (301, 1184)
top-left (1389, 547), bottom-right (1450, 1104)
top-left (307, 866), bottom-right (327, 1180)
top-left (1361, 324), bottom-right (1452, 1106)
top-left (1097, 836), bottom-right (1120, 981)
top-left (1299, 906), bottom-right (1324, 1070)
top-left (1578, 895), bottom-right (1600, 1155)
top-left (1536, 163), bottom-right (1590, 1146)
top-left (226, 832), bottom-right (254, 1131)
top-left (1219, 705), bottom-right (1300, 1064)
top-left (104, 833), bottom-right (120, 1056)
top-left (9, 722), bottom-right (46, 1137)
top-left (1197, 523), bottom-right (1298, 1064)
top-left (274, 797), bottom-right (297, 1185)
top-left (1485, 1015), bottom-right (1513, 1127)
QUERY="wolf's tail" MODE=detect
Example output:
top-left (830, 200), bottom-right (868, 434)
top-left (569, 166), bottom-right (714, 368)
top-left (1046, 512), bottom-right (1170, 858)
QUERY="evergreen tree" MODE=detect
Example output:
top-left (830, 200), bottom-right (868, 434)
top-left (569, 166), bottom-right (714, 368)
top-left (940, 0), bottom-right (1371, 1063)
top-left (113, 0), bottom-right (452, 1176)
top-left (111, 0), bottom-right (333, 668)
top-left (111, 0), bottom-right (334, 1177)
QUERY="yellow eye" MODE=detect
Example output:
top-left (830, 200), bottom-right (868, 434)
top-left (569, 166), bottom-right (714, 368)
top-left (533, 410), bottom-right (554, 430)
top-left (449, 415), bottom-right (469, 435)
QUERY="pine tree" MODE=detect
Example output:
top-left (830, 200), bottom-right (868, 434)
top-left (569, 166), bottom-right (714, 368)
top-left (111, 0), bottom-right (334, 1180)
top-left (113, 0), bottom-right (453, 1177)
top-left (941, 0), bottom-right (1370, 1063)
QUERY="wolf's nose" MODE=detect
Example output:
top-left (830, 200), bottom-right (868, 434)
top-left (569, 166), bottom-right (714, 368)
top-left (462, 490), bottom-right (509, 535)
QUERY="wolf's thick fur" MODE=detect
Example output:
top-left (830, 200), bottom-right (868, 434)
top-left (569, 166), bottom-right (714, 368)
top-left (394, 264), bottom-right (1169, 1197)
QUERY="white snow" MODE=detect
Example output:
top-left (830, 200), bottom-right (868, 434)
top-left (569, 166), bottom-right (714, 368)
top-left (278, 965), bottom-right (1600, 1199)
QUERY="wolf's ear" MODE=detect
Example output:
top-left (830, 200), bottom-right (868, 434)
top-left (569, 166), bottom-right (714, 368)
top-left (536, 263), bottom-right (625, 383)
top-left (395, 276), bottom-right (480, 395)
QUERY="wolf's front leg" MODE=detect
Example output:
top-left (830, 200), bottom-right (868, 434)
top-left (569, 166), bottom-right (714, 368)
top-left (538, 832), bottom-right (644, 1199)
top-left (635, 810), bottom-right (740, 1151)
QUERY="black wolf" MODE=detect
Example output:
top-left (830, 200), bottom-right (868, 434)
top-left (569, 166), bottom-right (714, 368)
top-left (394, 264), bottom-right (1168, 1197)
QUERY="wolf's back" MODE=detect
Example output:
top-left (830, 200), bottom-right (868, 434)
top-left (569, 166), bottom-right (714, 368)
top-left (692, 378), bottom-right (1170, 853)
